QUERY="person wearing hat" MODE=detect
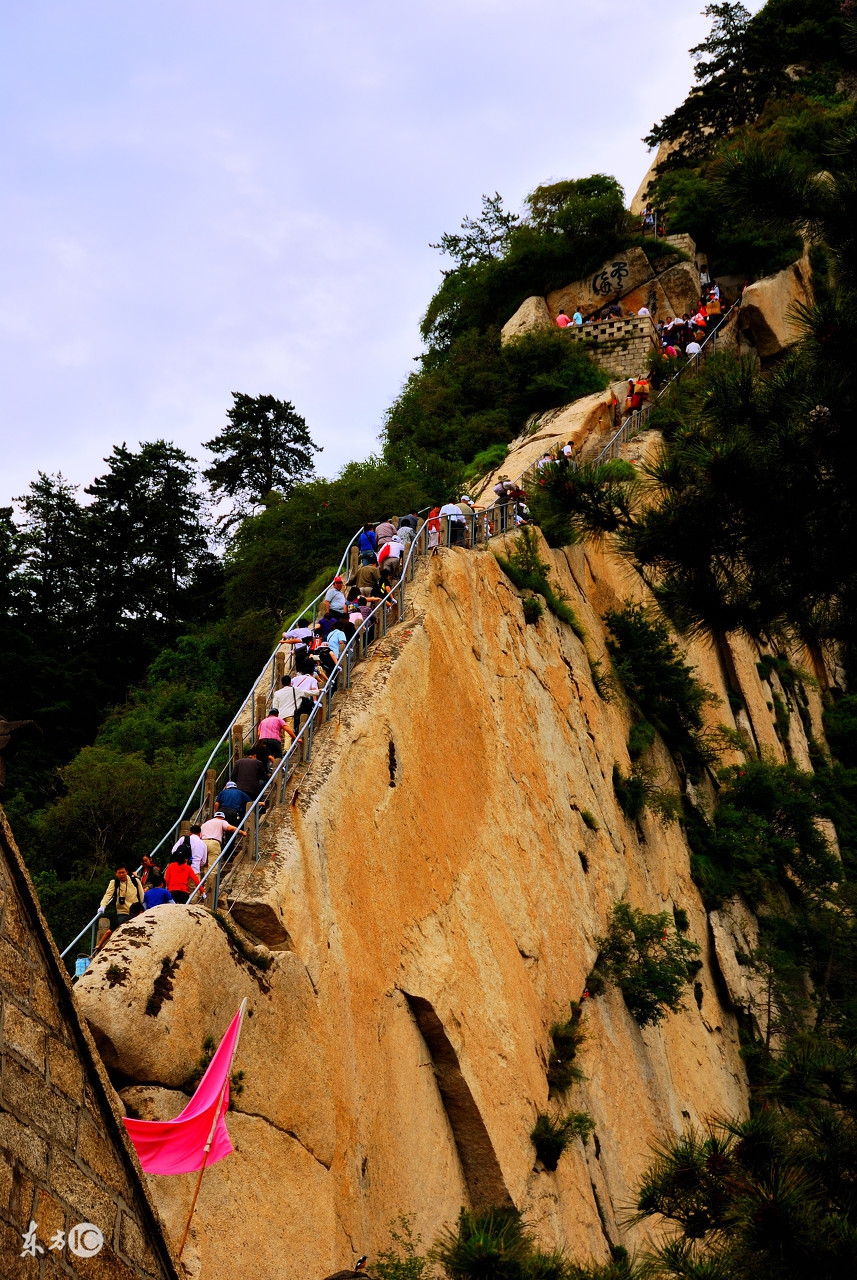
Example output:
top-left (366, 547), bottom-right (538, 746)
top-left (199, 811), bottom-right (243, 872)
top-left (216, 780), bottom-right (252, 826)
top-left (322, 575), bottom-right (347, 615)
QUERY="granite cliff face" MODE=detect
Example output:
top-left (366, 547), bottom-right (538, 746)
top-left (72, 465), bottom-right (834, 1278)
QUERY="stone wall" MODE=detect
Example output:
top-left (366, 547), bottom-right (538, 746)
top-left (562, 315), bottom-right (659, 379)
top-left (0, 808), bottom-right (178, 1280)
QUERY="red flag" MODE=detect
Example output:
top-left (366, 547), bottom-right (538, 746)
top-left (123, 1003), bottom-right (245, 1175)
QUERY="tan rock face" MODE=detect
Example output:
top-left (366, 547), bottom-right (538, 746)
top-left (472, 385), bottom-right (624, 499)
top-left (739, 256), bottom-right (812, 358)
top-left (501, 296), bottom-right (554, 343)
top-left (75, 511), bottom-right (832, 1277)
top-left (547, 245), bottom-right (654, 317)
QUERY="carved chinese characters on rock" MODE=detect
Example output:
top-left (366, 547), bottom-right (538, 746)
top-left (591, 261), bottom-right (630, 297)
top-left (546, 245), bottom-right (654, 318)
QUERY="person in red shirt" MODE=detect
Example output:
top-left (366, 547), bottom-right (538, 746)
top-left (163, 849), bottom-right (201, 904)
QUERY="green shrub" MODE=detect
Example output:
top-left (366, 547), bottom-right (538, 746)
top-left (593, 902), bottom-right (700, 1027)
top-left (546, 1005), bottom-right (586, 1094)
top-left (824, 694), bottom-right (857, 769)
top-left (627, 719), bottom-right (656, 761)
top-left (700, 758), bottom-right (840, 907)
top-left (374, 1217), bottom-right (431, 1280)
top-left (470, 442), bottom-right (509, 474)
top-left (525, 459), bottom-right (638, 550)
top-left (523, 597), bottom-right (544, 626)
top-left (612, 764), bottom-right (681, 824)
top-left (580, 809), bottom-right (599, 831)
top-left (772, 690), bottom-right (791, 744)
top-left (495, 529), bottom-right (585, 638)
top-left (583, 969), bottom-right (606, 998)
top-left (612, 765), bottom-right (647, 821)
top-left (531, 1110), bottom-right (595, 1171)
top-left (604, 602), bottom-right (717, 774)
top-left (672, 906), bottom-right (690, 932)
top-left (386, 326), bottom-right (608, 465)
top-left (433, 1207), bottom-right (532, 1280)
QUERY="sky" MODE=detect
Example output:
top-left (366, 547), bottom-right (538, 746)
top-left (0, 0), bottom-right (764, 508)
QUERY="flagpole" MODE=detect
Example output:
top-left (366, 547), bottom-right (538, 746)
top-left (178, 998), bottom-right (248, 1259)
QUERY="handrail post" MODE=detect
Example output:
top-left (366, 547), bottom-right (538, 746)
top-left (242, 808), bottom-right (256, 867)
top-left (202, 769), bottom-right (216, 822)
top-left (232, 724), bottom-right (243, 764)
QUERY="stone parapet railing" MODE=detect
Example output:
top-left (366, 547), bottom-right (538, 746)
top-left (562, 313), bottom-right (660, 348)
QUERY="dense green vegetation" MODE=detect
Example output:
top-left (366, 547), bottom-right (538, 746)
top-left (644, 0), bottom-right (856, 276)
top-left (591, 903), bottom-right (701, 1028)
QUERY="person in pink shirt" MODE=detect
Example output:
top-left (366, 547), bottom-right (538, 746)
top-left (555, 309), bottom-right (572, 327)
top-left (255, 712), bottom-right (293, 768)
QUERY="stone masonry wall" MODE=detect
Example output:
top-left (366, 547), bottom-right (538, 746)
top-left (563, 318), bottom-right (658, 380)
top-left (0, 807), bottom-right (179, 1280)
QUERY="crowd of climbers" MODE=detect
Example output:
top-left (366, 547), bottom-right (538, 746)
top-left (92, 510), bottom-right (479, 938)
top-left (555, 266), bottom-right (726, 351)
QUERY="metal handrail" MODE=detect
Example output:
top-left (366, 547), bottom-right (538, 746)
top-left (184, 519), bottom-right (437, 909)
top-left (60, 516), bottom-right (427, 961)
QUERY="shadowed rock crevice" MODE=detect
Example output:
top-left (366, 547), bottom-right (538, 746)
top-left (403, 992), bottom-right (514, 1211)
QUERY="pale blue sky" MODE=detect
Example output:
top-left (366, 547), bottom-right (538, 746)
top-left (0, 0), bottom-right (762, 506)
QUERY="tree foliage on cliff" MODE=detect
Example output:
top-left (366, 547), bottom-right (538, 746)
top-left (643, 0), bottom-right (857, 277)
top-left (384, 175), bottom-right (641, 468)
top-left (645, 0), bottom-right (853, 163)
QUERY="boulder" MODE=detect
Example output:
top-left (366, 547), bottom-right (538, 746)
top-left (500, 295), bottom-right (553, 343)
top-left (739, 256), bottom-right (812, 358)
top-left (547, 246), bottom-right (654, 318)
top-left (74, 904), bottom-right (336, 1165)
top-left (657, 260), bottom-right (704, 319)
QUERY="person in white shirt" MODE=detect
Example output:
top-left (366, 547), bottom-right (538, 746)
top-left (637, 306), bottom-right (650, 317)
top-left (172, 827), bottom-right (208, 877)
top-left (272, 676), bottom-right (300, 719)
top-left (685, 340), bottom-right (702, 357)
top-left (439, 501), bottom-right (465, 546)
top-left (562, 441), bottom-right (574, 459)
top-left (291, 670), bottom-right (320, 733)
